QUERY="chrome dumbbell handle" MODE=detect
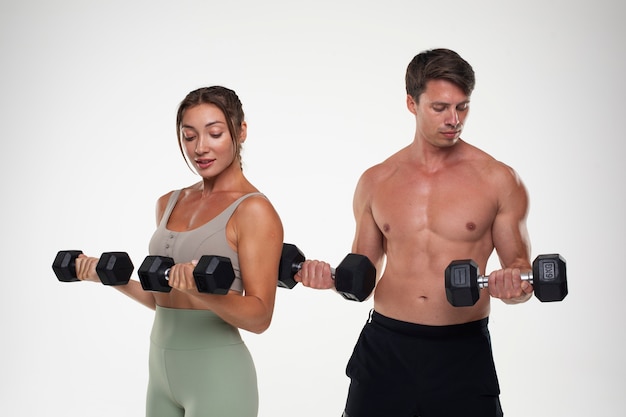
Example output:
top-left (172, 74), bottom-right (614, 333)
top-left (292, 261), bottom-right (337, 280)
top-left (476, 271), bottom-right (532, 288)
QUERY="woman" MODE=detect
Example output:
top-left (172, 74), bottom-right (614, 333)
top-left (75, 86), bottom-right (284, 417)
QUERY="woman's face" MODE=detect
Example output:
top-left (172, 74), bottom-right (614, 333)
top-left (180, 103), bottom-right (243, 177)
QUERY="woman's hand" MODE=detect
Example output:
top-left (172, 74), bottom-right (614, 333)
top-left (74, 254), bottom-right (102, 283)
top-left (166, 261), bottom-right (199, 292)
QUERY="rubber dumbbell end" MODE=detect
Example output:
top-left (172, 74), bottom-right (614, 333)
top-left (445, 259), bottom-right (481, 307)
top-left (138, 256), bottom-right (174, 292)
top-left (335, 254), bottom-right (376, 302)
top-left (95, 252), bottom-right (134, 285)
top-left (52, 250), bottom-right (83, 282)
top-left (532, 254), bottom-right (568, 302)
top-left (194, 255), bottom-right (235, 295)
top-left (278, 243), bottom-right (305, 289)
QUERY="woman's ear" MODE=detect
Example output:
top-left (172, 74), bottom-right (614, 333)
top-left (239, 121), bottom-right (248, 143)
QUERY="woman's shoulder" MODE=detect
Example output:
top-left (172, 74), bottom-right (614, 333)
top-left (234, 191), bottom-right (274, 213)
top-left (157, 182), bottom-right (201, 204)
top-left (154, 187), bottom-right (190, 224)
top-left (232, 190), bottom-right (280, 222)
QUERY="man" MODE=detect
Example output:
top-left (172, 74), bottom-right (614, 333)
top-left (296, 48), bottom-right (532, 416)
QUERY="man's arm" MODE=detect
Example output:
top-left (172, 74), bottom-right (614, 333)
top-left (489, 164), bottom-right (533, 304)
top-left (351, 169), bottom-right (386, 283)
top-left (295, 168), bottom-right (385, 296)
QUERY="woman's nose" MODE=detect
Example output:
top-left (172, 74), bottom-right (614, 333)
top-left (195, 135), bottom-right (210, 154)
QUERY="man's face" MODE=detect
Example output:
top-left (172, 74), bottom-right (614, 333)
top-left (407, 79), bottom-right (470, 148)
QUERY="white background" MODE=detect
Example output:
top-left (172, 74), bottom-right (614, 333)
top-left (1, 1), bottom-right (624, 416)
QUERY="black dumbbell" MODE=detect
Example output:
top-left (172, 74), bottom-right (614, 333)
top-left (279, 243), bottom-right (376, 302)
top-left (52, 250), bottom-right (134, 286)
top-left (445, 254), bottom-right (568, 307)
top-left (137, 255), bottom-right (235, 295)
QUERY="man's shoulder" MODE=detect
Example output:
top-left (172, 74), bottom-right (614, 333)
top-left (459, 140), bottom-right (496, 161)
top-left (360, 157), bottom-right (399, 185)
top-left (460, 142), bottom-right (516, 174)
top-left (364, 145), bottom-right (410, 174)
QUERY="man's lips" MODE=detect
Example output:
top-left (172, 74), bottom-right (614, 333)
top-left (441, 130), bottom-right (460, 138)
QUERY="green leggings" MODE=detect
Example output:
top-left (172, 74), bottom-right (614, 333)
top-left (146, 306), bottom-right (258, 417)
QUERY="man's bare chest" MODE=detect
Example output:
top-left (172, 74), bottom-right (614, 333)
top-left (371, 176), bottom-right (498, 242)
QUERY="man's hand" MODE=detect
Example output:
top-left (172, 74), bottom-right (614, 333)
top-left (488, 268), bottom-right (533, 304)
top-left (295, 259), bottom-right (335, 289)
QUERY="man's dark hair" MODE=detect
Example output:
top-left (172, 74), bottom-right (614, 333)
top-left (405, 48), bottom-right (476, 101)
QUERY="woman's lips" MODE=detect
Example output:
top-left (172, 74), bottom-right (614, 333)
top-left (195, 158), bottom-right (214, 169)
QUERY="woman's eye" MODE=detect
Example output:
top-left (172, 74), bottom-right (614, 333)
top-left (183, 136), bottom-right (196, 141)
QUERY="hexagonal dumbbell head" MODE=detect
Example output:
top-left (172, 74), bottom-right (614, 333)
top-left (335, 254), bottom-right (376, 302)
top-left (95, 252), bottom-right (134, 286)
top-left (278, 243), bottom-right (306, 289)
top-left (445, 259), bottom-right (481, 307)
top-left (532, 254), bottom-right (568, 302)
top-left (193, 255), bottom-right (235, 295)
top-left (52, 250), bottom-right (83, 282)
top-left (138, 256), bottom-right (174, 292)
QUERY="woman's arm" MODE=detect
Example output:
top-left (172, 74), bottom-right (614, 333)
top-left (74, 254), bottom-right (157, 310)
top-left (166, 196), bottom-right (284, 333)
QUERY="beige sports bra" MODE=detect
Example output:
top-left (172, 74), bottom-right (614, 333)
top-left (148, 190), bottom-right (265, 293)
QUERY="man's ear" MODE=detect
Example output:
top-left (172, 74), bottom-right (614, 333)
top-left (406, 94), bottom-right (418, 115)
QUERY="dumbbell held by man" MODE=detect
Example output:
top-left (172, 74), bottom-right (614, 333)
top-left (138, 255), bottom-right (235, 295)
top-left (445, 254), bottom-right (568, 307)
top-left (52, 250), bottom-right (134, 286)
top-left (279, 243), bottom-right (376, 302)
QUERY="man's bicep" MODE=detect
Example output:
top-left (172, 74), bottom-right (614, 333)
top-left (492, 174), bottom-right (532, 269)
top-left (352, 212), bottom-right (384, 266)
top-left (351, 168), bottom-right (386, 274)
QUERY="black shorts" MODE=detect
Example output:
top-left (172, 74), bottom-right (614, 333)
top-left (343, 311), bottom-right (503, 417)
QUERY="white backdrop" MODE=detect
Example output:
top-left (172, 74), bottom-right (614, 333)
top-left (1, 1), bottom-right (624, 416)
